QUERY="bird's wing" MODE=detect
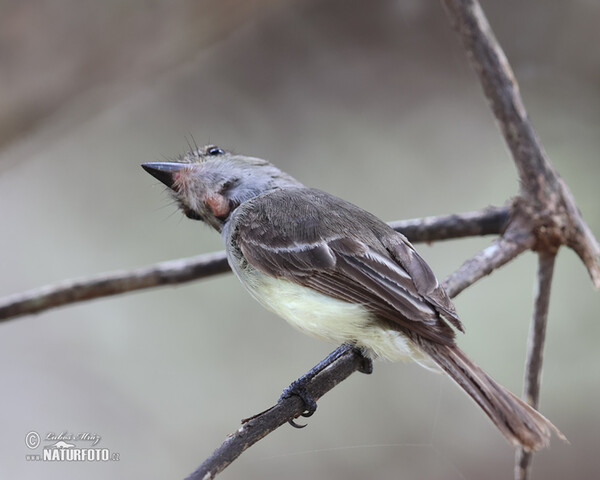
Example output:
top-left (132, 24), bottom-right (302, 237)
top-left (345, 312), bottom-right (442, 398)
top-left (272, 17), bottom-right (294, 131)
top-left (383, 233), bottom-right (461, 330)
top-left (232, 188), bottom-right (462, 345)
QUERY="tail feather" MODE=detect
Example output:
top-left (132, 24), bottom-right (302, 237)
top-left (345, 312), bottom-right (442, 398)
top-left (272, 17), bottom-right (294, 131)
top-left (419, 342), bottom-right (564, 451)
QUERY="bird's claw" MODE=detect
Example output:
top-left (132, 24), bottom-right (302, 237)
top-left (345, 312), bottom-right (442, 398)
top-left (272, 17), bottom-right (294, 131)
top-left (279, 345), bottom-right (372, 428)
top-left (279, 378), bottom-right (318, 427)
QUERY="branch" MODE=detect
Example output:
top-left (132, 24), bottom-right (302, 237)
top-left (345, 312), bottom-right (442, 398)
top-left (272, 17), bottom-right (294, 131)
top-left (442, 0), bottom-right (600, 286)
top-left (0, 252), bottom-right (230, 322)
top-left (515, 251), bottom-right (556, 480)
top-left (388, 205), bottom-right (508, 242)
top-left (186, 347), bottom-right (365, 480)
top-left (0, 206), bottom-right (507, 322)
top-left (443, 226), bottom-right (535, 298)
top-left (442, 0), bottom-right (551, 188)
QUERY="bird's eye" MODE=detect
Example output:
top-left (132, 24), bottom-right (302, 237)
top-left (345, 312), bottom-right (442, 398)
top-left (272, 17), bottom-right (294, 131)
top-left (207, 146), bottom-right (225, 156)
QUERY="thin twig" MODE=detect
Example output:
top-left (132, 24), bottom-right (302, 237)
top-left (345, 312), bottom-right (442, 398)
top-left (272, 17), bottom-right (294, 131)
top-left (186, 347), bottom-right (365, 480)
top-left (443, 226), bottom-right (535, 298)
top-left (0, 206), bottom-right (507, 322)
top-left (515, 251), bottom-right (556, 480)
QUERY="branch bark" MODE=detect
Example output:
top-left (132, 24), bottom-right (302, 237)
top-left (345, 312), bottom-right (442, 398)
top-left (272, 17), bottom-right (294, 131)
top-left (388, 204), bottom-right (508, 242)
top-left (515, 251), bottom-right (556, 480)
top-left (0, 251), bottom-right (230, 322)
top-left (443, 225), bottom-right (534, 298)
top-left (0, 206), bottom-right (507, 322)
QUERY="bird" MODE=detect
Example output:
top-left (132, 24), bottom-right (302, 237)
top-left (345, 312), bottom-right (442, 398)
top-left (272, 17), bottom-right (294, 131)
top-left (142, 144), bottom-right (561, 451)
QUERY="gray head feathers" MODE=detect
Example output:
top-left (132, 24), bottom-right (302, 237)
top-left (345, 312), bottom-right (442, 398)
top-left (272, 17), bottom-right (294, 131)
top-left (143, 145), bottom-right (303, 231)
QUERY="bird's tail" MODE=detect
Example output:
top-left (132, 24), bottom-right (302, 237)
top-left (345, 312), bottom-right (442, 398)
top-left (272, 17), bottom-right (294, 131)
top-left (419, 342), bottom-right (564, 451)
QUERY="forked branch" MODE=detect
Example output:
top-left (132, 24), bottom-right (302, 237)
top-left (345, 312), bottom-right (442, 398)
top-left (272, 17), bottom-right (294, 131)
top-left (442, 0), bottom-right (600, 286)
top-left (441, 1), bottom-right (599, 479)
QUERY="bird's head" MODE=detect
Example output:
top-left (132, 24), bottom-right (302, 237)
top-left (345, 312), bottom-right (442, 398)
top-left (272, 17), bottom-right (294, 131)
top-left (142, 145), bottom-right (302, 231)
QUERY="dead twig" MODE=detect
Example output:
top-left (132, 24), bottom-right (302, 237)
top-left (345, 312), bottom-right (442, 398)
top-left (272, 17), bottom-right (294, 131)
top-left (388, 204), bottom-right (508, 242)
top-left (0, 252), bottom-right (230, 322)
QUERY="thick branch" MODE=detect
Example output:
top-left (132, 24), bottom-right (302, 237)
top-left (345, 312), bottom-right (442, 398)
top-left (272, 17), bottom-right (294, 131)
top-left (442, 0), bottom-right (600, 286)
top-left (443, 226), bottom-right (535, 298)
top-left (515, 251), bottom-right (556, 480)
top-left (0, 206), bottom-right (507, 322)
top-left (186, 347), bottom-right (365, 480)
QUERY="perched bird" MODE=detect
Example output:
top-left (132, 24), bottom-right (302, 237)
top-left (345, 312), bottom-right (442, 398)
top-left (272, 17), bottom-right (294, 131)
top-left (142, 144), bottom-right (560, 451)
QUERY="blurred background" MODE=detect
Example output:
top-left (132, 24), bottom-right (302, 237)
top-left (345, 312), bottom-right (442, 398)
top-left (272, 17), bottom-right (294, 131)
top-left (0, 0), bottom-right (598, 478)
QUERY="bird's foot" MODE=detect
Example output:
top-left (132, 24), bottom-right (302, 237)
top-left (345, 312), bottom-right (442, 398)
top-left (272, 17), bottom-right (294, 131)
top-left (279, 343), bottom-right (373, 428)
top-left (279, 377), bottom-right (318, 428)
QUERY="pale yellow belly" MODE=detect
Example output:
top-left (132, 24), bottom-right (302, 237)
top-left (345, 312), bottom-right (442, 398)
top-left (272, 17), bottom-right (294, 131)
top-left (245, 273), bottom-right (434, 366)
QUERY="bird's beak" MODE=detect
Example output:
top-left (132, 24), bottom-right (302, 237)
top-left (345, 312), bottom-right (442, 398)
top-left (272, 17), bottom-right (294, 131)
top-left (141, 162), bottom-right (188, 189)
